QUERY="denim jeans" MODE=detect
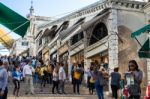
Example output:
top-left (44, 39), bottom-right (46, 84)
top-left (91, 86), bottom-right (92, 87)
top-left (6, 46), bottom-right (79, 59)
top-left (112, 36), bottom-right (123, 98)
top-left (0, 87), bottom-right (8, 99)
top-left (59, 80), bottom-right (65, 93)
top-left (95, 80), bottom-right (104, 99)
top-left (33, 74), bottom-right (39, 84)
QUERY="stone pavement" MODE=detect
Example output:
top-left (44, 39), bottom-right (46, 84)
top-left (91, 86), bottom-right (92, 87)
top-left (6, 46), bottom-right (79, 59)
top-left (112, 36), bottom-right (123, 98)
top-left (8, 95), bottom-right (99, 99)
top-left (8, 94), bottom-right (111, 99)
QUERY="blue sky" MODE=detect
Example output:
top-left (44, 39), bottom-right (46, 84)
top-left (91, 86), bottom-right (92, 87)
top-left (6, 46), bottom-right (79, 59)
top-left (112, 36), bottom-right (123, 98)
top-left (1, 0), bottom-right (100, 17)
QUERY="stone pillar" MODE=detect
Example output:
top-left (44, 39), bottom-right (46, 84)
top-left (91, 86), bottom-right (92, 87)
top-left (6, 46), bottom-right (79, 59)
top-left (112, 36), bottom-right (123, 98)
top-left (108, 9), bottom-right (118, 93)
top-left (83, 30), bottom-right (91, 83)
top-left (147, 59), bottom-right (150, 84)
top-left (108, 9), bottom-right (118, 70)
top-left (56, 40), bottom-right (60, 62)
top-left (68, 40), bottom-right (72, 81)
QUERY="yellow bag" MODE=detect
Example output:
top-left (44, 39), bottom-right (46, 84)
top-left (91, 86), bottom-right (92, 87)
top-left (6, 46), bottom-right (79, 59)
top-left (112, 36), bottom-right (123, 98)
top-left (90, 77), bottom-right (94, 83)
top-left (74, 71), bottom-right (81, 80)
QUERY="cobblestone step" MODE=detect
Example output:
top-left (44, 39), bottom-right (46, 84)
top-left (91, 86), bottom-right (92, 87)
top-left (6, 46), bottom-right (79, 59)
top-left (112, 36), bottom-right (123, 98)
top-left (8, 81), bottom-right (91, 97)
top-left (8, 96), bottom-right (99, 99)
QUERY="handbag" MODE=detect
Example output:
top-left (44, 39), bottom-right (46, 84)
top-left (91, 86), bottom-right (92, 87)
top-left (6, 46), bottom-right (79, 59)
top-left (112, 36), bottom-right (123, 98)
top-left (99, 75), bottom-right (107, 86)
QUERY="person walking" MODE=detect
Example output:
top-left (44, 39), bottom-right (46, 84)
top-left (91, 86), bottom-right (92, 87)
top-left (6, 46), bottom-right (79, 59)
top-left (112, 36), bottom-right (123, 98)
top-left (52, 67), bottom-right (59, 94)
top-left (34, 65), bottom-right (40, 84)
top-left (39, 64), bottom-right (47, 91)
top-left (93, 66), bottom-right (109, 99)
top-left (110, 67), bottom-right (121, 99)
top-left (88, 66), bottom-right (95, 95)
top-left (59, 63), bottom-right (66, 94)
top-left (0, 60), bottom-right (8, 99)
top-left (23, 60), bottom-right (35, 95)
top-left (72, 63), bottom-right (82, 94)
top-left (12, 66), bottom-right (21, 97)
top-left (47, 61), bottom-right (54, 84)
top-left (124, 60), bottom-right (143, 99)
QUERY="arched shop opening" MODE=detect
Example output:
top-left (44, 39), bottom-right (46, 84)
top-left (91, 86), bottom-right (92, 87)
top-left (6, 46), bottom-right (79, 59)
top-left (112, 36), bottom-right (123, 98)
top-left (87, 22), bottom-right (109, 70)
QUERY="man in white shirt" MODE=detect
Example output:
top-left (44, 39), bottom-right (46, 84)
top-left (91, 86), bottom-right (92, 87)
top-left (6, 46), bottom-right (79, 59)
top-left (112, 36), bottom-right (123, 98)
top-left (23, 60), bottom-right (35, 95)
top-left (59, 63), bottom-right (66, 94)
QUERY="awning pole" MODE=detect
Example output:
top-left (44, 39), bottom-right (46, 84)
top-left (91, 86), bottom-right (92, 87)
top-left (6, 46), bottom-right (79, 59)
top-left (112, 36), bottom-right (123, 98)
top-left (0, 21), bottom-right (29, 38)
top-left (135, 37), bottom-right (142, 47)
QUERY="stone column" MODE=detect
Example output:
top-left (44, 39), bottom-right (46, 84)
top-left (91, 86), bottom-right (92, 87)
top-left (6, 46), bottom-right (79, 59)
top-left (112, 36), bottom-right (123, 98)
top-left (147, 59), bottom-right (150, 84)
top-left (83, 30), bottom-right (91, 83)
top-left (108, 9), bottom-right (118, 93)
top-left (108, 9), bottom-right (118, 71)
top-left (68, 40), bottom-right (72, 81)
top-left (56, 40), bottom-right (60, 62)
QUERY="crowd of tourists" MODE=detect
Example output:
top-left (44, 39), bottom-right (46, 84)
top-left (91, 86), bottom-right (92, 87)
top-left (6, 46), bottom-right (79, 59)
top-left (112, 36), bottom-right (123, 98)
top-left (0, 55), bottom-right (146, 99)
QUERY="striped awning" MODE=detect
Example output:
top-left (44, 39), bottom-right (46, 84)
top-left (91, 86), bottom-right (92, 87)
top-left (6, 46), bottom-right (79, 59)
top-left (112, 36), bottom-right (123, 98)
top-left (0, 28), bottom-right (14, 49)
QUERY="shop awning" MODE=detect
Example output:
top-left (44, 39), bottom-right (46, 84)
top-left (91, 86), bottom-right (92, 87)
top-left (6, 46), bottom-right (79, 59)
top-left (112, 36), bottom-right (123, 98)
top-left (138, 38), bottom-right (150, 58)
top-left (131, 24), bottom-right (150, 58)
top-left (131, 24), bottom-right (150, 38)
top-left (0, 28), bottom-right (14, 49)
top-left (0, 3), bottom-right (30, 37)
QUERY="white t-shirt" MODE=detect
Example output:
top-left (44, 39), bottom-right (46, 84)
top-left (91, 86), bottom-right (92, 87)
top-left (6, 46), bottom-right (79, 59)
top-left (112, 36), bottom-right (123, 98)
top-left (59, 67), bottom-right (66, 80)
top-left (23, 64), bottom-right (35, 77)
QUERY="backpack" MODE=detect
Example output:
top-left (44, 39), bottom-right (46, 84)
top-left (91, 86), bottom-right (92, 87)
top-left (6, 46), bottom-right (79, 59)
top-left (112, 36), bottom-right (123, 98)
top-left (74, 71), bottom-right (81, 80)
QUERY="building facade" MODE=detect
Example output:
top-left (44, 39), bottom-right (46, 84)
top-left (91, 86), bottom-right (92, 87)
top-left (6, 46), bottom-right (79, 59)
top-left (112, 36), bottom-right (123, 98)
top-left (35, 0), bottom-right (148, 90)
top-left (10, 4), bottom-right (52, 57)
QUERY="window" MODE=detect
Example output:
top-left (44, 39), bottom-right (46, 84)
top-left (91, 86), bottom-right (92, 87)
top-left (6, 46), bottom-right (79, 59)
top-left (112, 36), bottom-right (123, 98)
top-left (22, 41), bottom-right (28, 46)
top-left (39, 38), bottom-right (42, 46)
top-left (89, 23), bottom-right (108, 45)
top-left (45, 37), bottom-right (48, 44)
top-left (60, 21), bottom-right (69, 32)
top-left (71, 32), bottom-right (84, 45)
top-left (50, 25), bottom-right (58, 38)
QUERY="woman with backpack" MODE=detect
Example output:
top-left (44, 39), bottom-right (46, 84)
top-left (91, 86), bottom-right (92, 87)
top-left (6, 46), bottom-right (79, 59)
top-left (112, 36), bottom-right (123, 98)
top-left (39, 64), bottom-right (47, 91)
top-left (72, 63), bottom-right (82, 94)
top-left (124, 60), bottom-right (143, 99)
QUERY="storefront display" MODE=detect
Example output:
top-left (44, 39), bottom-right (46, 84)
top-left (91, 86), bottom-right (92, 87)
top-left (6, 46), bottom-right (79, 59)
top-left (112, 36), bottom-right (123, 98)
top-left (89, 50), bottom-right (108, 69)
top-left (50, 51), bottom-right (57, 61)
top-left (71, 50), bottom-right (84, 66)
top-left (43, 51), bottom-right (49, 62)
top-left (59, 52), bottom-right (69, 76)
